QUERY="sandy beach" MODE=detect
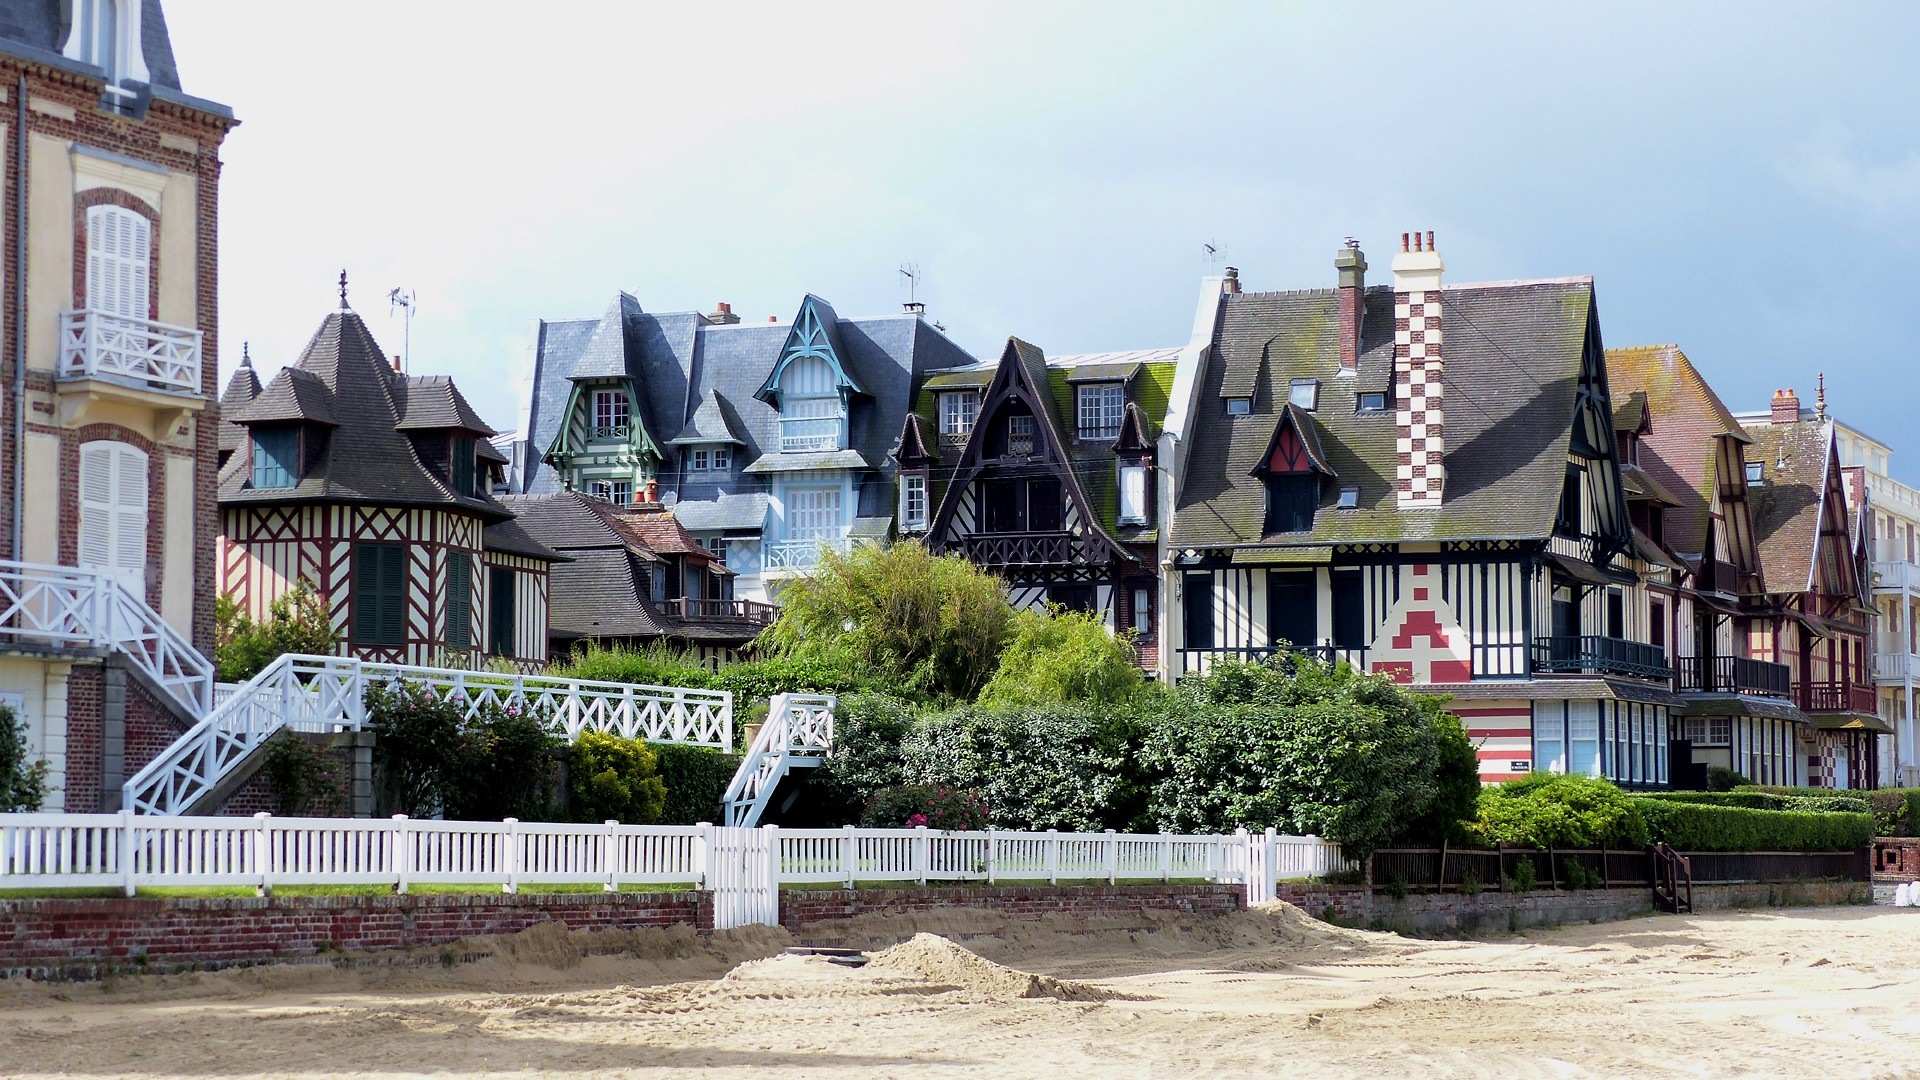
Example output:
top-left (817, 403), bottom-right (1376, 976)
top-left (1, 903), bottom-right (1915, 1078)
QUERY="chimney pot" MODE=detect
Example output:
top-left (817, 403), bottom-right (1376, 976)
top-left (1401, 232), bottom-right (1410, 253)
top-left (1222, 266), bottom-right (1241, 295)
top-left (1771, 387), bottom-right (1801, 424)
top-left (392, 355), bottom-right (402, 372)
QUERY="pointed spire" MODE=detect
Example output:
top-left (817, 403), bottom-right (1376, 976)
top-left (1816, 371), bottom-right (1827, 421)
top-left (338, 269), bottom-right (350, 310)
top-left (240, 341), bottom-right (251, 368)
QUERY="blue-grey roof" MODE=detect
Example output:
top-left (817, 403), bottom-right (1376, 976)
top-left (0, 0), bottom-right (183, 91)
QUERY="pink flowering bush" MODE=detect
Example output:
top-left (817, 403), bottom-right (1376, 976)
top-left (860, 784), bottom-right (991, 831)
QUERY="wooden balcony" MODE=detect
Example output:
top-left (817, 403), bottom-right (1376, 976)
top-left (1674, 655), bottom-right (1793, 697)
top-left (1531, 636), bottom-right (1673, 681)
top-left (959, 531), bottom-right (1091, 568)
top-left (660, 597), bottom-right (778, 625)
top-left (59, 308), bottom-right (201, 395)
top-left (1801, 681), bottom-right (1877, 714)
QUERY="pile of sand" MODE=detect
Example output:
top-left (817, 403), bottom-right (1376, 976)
top-left (867, 933), bottom-right (1113, 1001)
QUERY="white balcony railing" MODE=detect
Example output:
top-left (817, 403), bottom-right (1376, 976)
top-left (777, 416), bottom-right (843, 452)
top-left (1875, 560), bottom-right (1920, 593)
top-left (762, 536), bottom-right (853, 572)
top-left (1879, 652), bottom-right (1918, 682)
top-left (58, 308), bottom-right (202, 395)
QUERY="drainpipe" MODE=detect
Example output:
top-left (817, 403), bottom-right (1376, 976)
top-left (11, 75), bottom-right (27, 561)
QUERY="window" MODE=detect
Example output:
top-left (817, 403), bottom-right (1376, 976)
top-left (1048, 585), bottom-right (1094, 613)
top-left (77, 440), bottom-right (147, 588)
top-left (1337, 486), bottom-right (1360, 509)
top-left (1183, 573), bottom-right (1215, 649)
top-left (1289, 379), bottom-right (1320, 411)
top-left (1357, 392), bottom-right (1388, 414)
top-left (691, 449), bottom-right (708, 471)
top-left (1331, 569), bottom-right (1365, 649)
top-left (899, 474), bottom-right (928, 531)
top-left (1226, 397), bottom-right (1252, 417)
top-left (1118, 464), bottom-right (1148, 525)
top-left (1684, 716), bottom-right (1731, 747)
top-left (788, 486), bottom-right (844, 540)
top-left (1076, 383), bottom-right (1124, 440)
top-left (1535, 707), bottom-right (1566, 775)
top-left (1132, 587), bottom-right (1154, 637)
top-left (1649, 598), bottom-right (1666, 651)
top-left (488, 566), bottom-right (517, 656)
top-left (589, 479), bottom-right (631, 505)
top-left (711, 446), bottom-right (730, 471)
top-left (250, 428), bottom-right (298, 489)
top-left (938, 393), bottom-right (978, 444)
top-left (1263, 474), bottom-right (1317, 534)
top-left (444, 556), bottom-right (472, 650)
top-left (706, 539), bottom-right (730, 568)
top-left (779, 356), bottom-right (845, 451)
top-left (1557, 464), bottom-right (1583, 536)
top-left (77, 0), bottom-right (120, 80)
top-left (982, 477), bottom-right (1061, 533)
top-left (1745, 460), bottom-right (1764, 486)
top-left (1269, 571), bottom-right (1315, 652)
top-left (85, 206), bottom-right (150, 319)
top-left (353, 543), bottom-right (407, 647)
top-left (1606, 588), bottom-right (1625, 639)
top-left (1569, 701), bottom-right (1600, 776)
top-left (1006, 414), bottom-right (1036, 456)
top-left (450, 435), bottom-right (476, 497)
top-left (591, 390), bottom-right (629, 439)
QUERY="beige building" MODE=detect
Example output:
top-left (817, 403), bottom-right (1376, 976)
top-left (1830, 420), bottom-right (1920, 787)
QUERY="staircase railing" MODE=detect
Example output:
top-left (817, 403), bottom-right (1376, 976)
top-left (1651, 842), bottom-right (1693, 914)
top-left (722, 693), bottom-right (836, 828)
top-left (0, 558), bottom-right (211, 718)
top-left (123, 654), bottom-right (734, 817)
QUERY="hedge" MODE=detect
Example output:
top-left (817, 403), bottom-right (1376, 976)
top-left (652, 743), bottom-right (739, 825)
top-left (1630, 797), bottom-right (1873, 852)
top-left (1737, 785), bottom-right (1920, 836)
top-left (1638, 790), bottom-right (1871, 815)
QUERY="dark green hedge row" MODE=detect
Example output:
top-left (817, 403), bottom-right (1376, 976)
top-left (1737, 785), bottom-right (1920, 836)
top-left (1639, 790), bottom-right (1871, 815)
top-left (651, 743), bottom-right (738, 825)
top-left (1630, 797), bottom-right (1873, 852)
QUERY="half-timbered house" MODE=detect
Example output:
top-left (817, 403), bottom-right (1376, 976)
top-left (897, 341), bottom-right (1172, 666)
top-left (1167, 235), bottom-right (1680, 786)
top-left (517, 295), bottom-right (974, 601)
top-left (218, 298), bottom-right (562, 669)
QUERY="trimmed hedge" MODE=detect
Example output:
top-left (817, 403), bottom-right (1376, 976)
top-left (1737, 785), bottom-right (1920, 835)
top-left (1631, 797), bottom-right (1873, 852)
top-left (652, 743), bottom-right (739, 825)
top-left (1639, 790), bottom-right (1871, 815)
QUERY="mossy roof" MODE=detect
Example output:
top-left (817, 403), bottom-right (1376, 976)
top-left (1604, 344), bottom-right (1751, 557)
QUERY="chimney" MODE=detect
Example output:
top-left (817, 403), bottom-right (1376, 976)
top-left (1335, 240), bottom-right (1366, 371)
top-left (1771, 388), bottom-right (1800, 424)
top-left (391, 354), bottom-right (402, 372)
top-left (903, 301), bottom-right (926, 316)
top-left (1392, 230), bottom-right (1446, 509)
top-left (1222, 266), bottom-right (1241, 295)
top-left (707, 301), bottom-right (740, 325)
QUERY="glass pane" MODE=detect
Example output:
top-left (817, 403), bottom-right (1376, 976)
top-left (1570, 701), bottom-right (1600, 776)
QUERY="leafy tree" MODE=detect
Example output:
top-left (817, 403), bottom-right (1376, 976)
top-left (214, 580), bottom-right (339, 682)
top-left (755, 542), bottom-right (1013, 702)
top-left (1399, 705), bottom-right (1484, 845)
top-left (977, 605), bottom-right (1142, 709)
top-left (367, 682), bottom-right (558, 819)
top-left (0, 702), bottom-right (48, 812)
top-left (569, 732), bottom-right (666, 824)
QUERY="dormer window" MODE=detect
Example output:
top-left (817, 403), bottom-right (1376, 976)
top-left (938, 392), bottom-right (977, 445)
top-left (1226, 397), bottom-right (1252, 417)
top-left (591, 389), bottom-right (629, 440)
top-left (1289, 379), bottom-right (1320, 411)
top-left (590, 479), bottom-right (632, 506)
top-left (1746, 460), bottom-right (1764, 486)
top-left (1118, 462), bottom-right (1149, 525)
top-left (689, 446), bottom-right (732, 473)
top-left (1265, 476), bottom-right (1317, 533)
top-left (899, 473), bottom-right (929, 531)
top-left (777, 356), bottom-right (846, 451)
top-left (1076, 383), bottom-right (1124, 440)
top-left (66, 0), bottom-right (147, 110)
top-left (1357, 392), bottom-right (1388, 414)
top-left (249, 427), bottom-right (298, 490)
top-left (1253, 406), bottom-right (1332, 536)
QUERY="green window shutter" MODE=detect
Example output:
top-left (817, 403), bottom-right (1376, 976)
top-left (444, 556), bottom-right (471, 649)
top-left (378, 548), bottom-right (406, 645)
top-left (451, 436), bottom-right (474, 497)
top-left (354, 544), bottom-right (408, 647)
top-left (489, 566), bottom-right (516, 656)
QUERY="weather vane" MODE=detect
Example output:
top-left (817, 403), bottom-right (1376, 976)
top-left (338, 269), bottom-right (349, 310)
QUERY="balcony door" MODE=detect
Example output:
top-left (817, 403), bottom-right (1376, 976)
top-left (788, 486), bottom-right (843, 542)
top-left (77, 440), bottom-right (148, 592)
top-left (980, 478), bottom-right (1061, 533)
top-left (1550, 578), bottom-right (1578, 667)
top-left (86, 206), bottom-right (151, 320)
top-left (1268, 570), bottom-right (1315, 652)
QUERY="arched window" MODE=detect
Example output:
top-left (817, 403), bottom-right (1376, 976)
top-left (85, 205), bottom-right (151, 320)
top-left (777, 355), bottom-right (844, 451)
top-left (78, 440), bottom-right (148, 589)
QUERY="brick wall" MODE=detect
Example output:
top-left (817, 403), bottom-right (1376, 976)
top-left (1874, 837), bottom-right (1920, 880)
top-left (0, 891), bottom-right (712, 979)
top-left (779, 883), bottom-right (1245, 934)
top-left (63, 664), bottom-right (103, 812)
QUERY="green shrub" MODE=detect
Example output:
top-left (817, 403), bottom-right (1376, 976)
top-left (214, 580), bottom-right (340, 683)
top-left (568, 732), bottom-right (666, 824)
top-left (860, 784), bottom-right (992, 830)
top-left (1508, 855), bottom-right (1537, 892)
top-left (652, 743), bottom-right (737, 825)
top-left (367, 683), bottom-right (558, 820)
top-left (812, 692), bottom-right (923, 821)
top-left (898, 705), bottom-right (1135, 832)
top-left (551, 641), bottom-right (716, 688)
top-left (1458, 868), bottom-right (1484, 897)
top-left (756, 541), bottom-right (1014, 701)
top-left (1470, 774), bottom-right (1649, 850)
top-left (977, 606), bottom-right (1142, 709)
top-left (1705, 765), bottom-right (1750, 792)
top-left (1399, 708), bottom-right (1483, 845)
top-left (1643, 789), bottom-right (1870, 815)
top-left (261, 732), bottom-right (342, 816)
top-left (1631, 798), bottom-right (1872, 852)
top-left (0, 701), bottom-right (48, 812)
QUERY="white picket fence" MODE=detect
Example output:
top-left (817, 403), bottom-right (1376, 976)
top-left (0, 813), bottom-right (1351, 930)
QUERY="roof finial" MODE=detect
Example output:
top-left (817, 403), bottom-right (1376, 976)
top-left (1816, 371), bottom-right (1827, 421)
top-left (338, 269), bottom-right (350, 310)
top-left (240, 341), bottom-right (251, 368)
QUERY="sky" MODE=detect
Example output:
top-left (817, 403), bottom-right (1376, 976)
top-left (165, 2), bottom-right (1920, 468)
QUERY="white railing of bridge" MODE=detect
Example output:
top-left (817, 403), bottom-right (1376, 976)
top-left (122, 653), bottom-right (734, 817)
top-left (58, 308), bottom-right (202, 395)
top-left (0, 558), bottom-right (212, 718)
top-left (0, 813), bottom-right (1351, 928)
top-left (722, 693), bottom-right (835, 828)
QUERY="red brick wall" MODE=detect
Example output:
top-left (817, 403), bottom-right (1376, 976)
top-left (1874, 838), bottom-right (1920, 880)
top-left (63, 664), bottom-right (103, 812)
top-left (779, 883), bottom-right (1245, 933)
top-left (0, 891), bottom-right (711, 978)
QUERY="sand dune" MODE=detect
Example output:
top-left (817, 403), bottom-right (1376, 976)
top-left (1, 904), bottom-right (1917, 1078)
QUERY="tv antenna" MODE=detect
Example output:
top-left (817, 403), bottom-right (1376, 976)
top-left (899, 263), bottom-right (925, 315)
top-left (1202, 241), bottom-right (1227, 275)
top-left (387, 287), bottom-right (416, 372)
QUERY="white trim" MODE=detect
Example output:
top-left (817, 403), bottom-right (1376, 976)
top-left (71, 146), bottom-right (168, 214)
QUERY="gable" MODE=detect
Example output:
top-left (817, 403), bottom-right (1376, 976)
top-left (755, 295), bottom-right (865, 405)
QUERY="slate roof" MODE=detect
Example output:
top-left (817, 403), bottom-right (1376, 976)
top-left (481, 518), bottom-right (565, 562)
top-left (217, 309), bottom-right (519, 523)
top-left (0, 0), bottom-right (181, 90)
top-left (670, 492), bottom-right (770, 533)
top-left (216, 359), bottom-right (261, 460)
top-left (232, 367), bottom-right (337, 425)
top-left (668, 389), bottom-right (745, 445)
top-left (1746, 420), bottom-right (1835, 594)
top-left (1605, 345), bottom-right (1750, 557)
top-left (1171, 279), bottom-right (1597, 549)
top-left (397, 376), bottom-right (496, 434)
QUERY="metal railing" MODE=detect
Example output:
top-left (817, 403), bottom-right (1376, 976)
top-left (123, 654), bottom-right (733, 816)
top-left (1531, 635), bottom-right (1674, 680)
top-left (660, 597), bottom-right (779, 624)
top-left (762, 536), bottom-right (853, 572)
top-left (1173, 643), bottom-right (1370, 680)
top-left (1674, 654), bottom-right (1793, 697)
top-left (0, 558), bottom-right (211, 718)
top-left (57, 309), bottom-right (202, 395)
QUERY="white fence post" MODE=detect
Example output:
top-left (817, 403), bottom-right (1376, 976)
top-left (254, 812), bottom-right (273, 896)
top-left (1264, 827), bottom-right (1278, 901)
top-left (1105, 829), bottom-right (1118, 885)
top-left (762, 824), bottom-right (781, 927)
top-left (913, 826), bottom-right (928, 886)
top-left (603, 819), bottom-right (620, 893)
top-left (842, 824), bottom-right (856, 889)
top-left (986, 828), bottom-right (998, 886)
top-left (392, 815), bottom-right (411, 895)
top-left (503, 817), bottom-right (521, 895)
top-left (119, 807), bottom-right (136, 897)
top-left (1046, 829), bottom-right (1059, 885)
top-left (1158, 832), bottom-right (1172, 883)
top-left (694, 822), bottom-right (711, 888)
top-left (1234, 827), bottom-right (1250, 902)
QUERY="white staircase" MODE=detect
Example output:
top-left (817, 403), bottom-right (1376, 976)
top-left (122, 654), bottom-right (734, 816)
top-left (0, 558), bottom-right (212, 719)
top-left (723, 693), bottom-right (836, 828)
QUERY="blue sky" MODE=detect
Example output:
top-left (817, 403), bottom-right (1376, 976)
top-left (168, 2), bottom-right (1920, 465)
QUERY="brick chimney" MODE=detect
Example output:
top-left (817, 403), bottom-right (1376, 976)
top-left (1222, 266), bottom-right (1241, 295)
top-left (1335, 240), bottom-right (1366, 372)
top-left (707, 302), bottom-right (740, 325)
top-left (1771, 388), bottom-right (1800, 424)
top-left (1393, 230), bottom-right (1445, 509)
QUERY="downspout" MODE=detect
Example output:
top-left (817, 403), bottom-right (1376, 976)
top-left (11, 75), bottom-right (27, 561)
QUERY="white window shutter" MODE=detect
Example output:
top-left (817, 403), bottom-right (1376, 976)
top-left (77, 443), bottom-right (116, 569)
top-left (84, 206), bottom-right (150, 319)
top-left (78, 441), bottom-right (148, 587)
